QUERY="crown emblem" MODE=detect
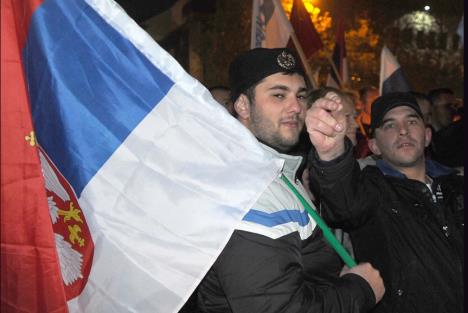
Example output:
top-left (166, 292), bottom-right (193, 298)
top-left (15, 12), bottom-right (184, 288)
top-left (276, 51), bottom-right (296, 69)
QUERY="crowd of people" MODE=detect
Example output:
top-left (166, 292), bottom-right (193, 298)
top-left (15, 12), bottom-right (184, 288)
top-left (181, 47), bottom-right (463, 313)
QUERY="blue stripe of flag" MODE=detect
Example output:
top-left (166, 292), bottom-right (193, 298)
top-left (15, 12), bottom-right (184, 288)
top-left (243, 209), bottom-right (310, 227)
top-left (382, 68), bottom-right (411, 94)
top-left (23, 0), bottom-right (174, 196)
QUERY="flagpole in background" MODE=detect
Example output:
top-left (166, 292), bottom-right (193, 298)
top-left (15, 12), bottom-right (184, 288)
top-left (289, 31), bottom-right (318, 89)
top-left (326, 17), bottom-right (349, 89)
top-left (287, 0), bottom-right (323, 89)
top-left (326, 55), bottom-right (344, 87)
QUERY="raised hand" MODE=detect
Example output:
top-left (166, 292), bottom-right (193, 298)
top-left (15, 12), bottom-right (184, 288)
top-left (305, 92), bottom-right (348, 161)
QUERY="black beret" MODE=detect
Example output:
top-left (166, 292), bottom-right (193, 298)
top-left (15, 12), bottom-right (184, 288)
top-left (370, 92), bottom-right (423, 135)
top-left (228, 48), bottom-right (305, 103)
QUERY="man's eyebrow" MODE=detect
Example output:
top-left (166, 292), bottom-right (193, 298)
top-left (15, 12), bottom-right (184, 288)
top-left (267, 85), bottom-right (308, 93)
top-left (381, 113), bottom-right (421, 125)
top-left (267, 85), bottom-right (289, 91)
top-left (381, 117), bottom-right (395, 125)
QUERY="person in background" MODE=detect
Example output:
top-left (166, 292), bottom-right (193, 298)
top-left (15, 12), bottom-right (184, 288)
top-left (355, 86), bottom-right (380, 158)
top-left (427, 88), bottom-right (464, 168)
top-left (306, 91), bottom-right (464, 313)
top-left (411, 91), bottom-right (432, 126)
top-left (209, 85), bottom-right (235, 116)
top-left (197, 48), bottom-right (384, 313)
top-left (428, 88), bottom-right (456, 132)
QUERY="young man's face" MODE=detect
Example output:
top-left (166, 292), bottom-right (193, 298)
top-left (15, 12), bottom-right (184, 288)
top-left (369, 106), bottom-right (431, 169)
top-left (248, 73), bottom-right (308, 152)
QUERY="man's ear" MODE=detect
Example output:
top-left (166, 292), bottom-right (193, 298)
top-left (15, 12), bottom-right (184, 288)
top-left (368, 138), bottom-right (381, 155)
top-left (234, 94), bottom-right (251, 120)
top-left (424, 126), bottom-right (432, 147)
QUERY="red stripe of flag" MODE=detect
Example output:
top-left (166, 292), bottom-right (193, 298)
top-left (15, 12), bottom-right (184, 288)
top-left (1, 0), bottom-right (68, 312)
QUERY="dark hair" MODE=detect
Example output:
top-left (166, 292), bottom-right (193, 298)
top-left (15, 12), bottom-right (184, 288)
top-left (410, 91), bottom-right (430, 103)
top-left (208, 85), bottom-right (230, 93)
top-left (427, 88), bottom-right (454, 105)
top-left (308, 86), bottom-right (343, 107)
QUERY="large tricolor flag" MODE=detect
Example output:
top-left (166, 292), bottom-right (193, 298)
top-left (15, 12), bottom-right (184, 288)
top-left (379, 45), bottom-right (411, 95)
top-left (326, 18), bottom-right (349, 88)
top-left (1, 0), bottom-right (283, 312)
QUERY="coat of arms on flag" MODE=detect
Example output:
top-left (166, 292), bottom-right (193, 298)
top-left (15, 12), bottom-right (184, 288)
top-left (38, 146), bottom-right (94, 300)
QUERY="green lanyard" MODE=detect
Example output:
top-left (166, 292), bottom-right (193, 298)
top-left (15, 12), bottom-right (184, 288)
top-left (280, 174), bottom-right (357, 268)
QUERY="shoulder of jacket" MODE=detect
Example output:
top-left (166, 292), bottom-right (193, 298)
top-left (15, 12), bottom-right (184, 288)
top-left (237, 176), bottom-right (317, 240)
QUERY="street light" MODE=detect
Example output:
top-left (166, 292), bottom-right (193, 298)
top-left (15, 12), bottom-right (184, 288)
top-left (424, 5), bottom-right (430, 11)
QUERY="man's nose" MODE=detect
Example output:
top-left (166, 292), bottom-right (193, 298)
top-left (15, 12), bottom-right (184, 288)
top-left (398, 123), bottom-right (409, 136)
top-left (289, 97), bottom-right (303, 113)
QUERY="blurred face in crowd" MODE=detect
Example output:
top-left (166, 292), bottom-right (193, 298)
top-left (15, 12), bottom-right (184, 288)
top-left (416, 98), bottom-right (433, 126)
top-left (363, 89), bottom-right (380, 115)
top-left (211, 88), bottom-right (234, 115)
top-left (235, 73), bottom-right (308, 152)
top-left (341, 94), bottom-right (359, 146)
top-left (369, 106), bottom-right (431, 171)
top-left (432, 93), bottom-right (455, 129)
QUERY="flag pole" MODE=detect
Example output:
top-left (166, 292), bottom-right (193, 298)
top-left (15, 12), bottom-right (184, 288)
top-left (280, 174), bottom-right (357, 267)
top-left (289, 31), bottom-right (319, 89)
top-left (326, 54), bottom-right (344, 88)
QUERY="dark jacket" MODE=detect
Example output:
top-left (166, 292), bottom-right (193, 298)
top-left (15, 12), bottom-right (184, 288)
top-left (309, 141), bottom-right (464, 313)
top-left (197, 144), bottom-right (376, 313)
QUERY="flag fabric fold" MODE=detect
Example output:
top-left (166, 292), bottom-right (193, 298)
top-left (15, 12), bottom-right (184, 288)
top-left (326, 18), bottom-right (349, 88)
top-left (3, 0), bottom-right (284, 312)
top-left (379, 45), bottom-right (411, 95)
top-left (288, 0), bottom-right (323, 59)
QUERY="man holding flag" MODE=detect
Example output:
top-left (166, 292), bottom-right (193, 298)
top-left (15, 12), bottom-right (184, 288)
top-left (2, 0), bottom-right (291, 312)
top-left (197, 47), bottom-right (384, 313)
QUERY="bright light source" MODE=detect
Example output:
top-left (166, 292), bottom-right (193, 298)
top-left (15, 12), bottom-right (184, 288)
top-left (424, 5), bottom-right (430, 11)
